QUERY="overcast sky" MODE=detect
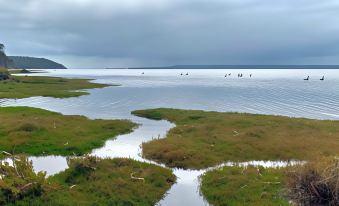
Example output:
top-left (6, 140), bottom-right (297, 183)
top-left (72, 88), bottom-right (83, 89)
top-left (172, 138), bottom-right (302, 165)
top-left (1, 0), bottom-right (339, 68)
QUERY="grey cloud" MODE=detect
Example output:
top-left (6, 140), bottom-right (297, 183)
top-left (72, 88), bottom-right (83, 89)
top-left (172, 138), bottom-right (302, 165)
top-left (1, 0), bottom-right (339, 68)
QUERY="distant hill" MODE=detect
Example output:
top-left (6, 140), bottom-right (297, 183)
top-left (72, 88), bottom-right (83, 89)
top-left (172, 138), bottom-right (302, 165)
top-left (9, 56), bottom-right (67, 69)
top-left (129, 65), bottom-right (339, 69)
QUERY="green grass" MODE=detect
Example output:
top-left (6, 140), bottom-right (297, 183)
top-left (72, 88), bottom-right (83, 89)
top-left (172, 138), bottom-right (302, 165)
top-left (201, 166), bottom-right (290, 206)
top-left (0, 75), bottom-right (110, 99)
top-left (132, 108), bottom-right (339, 169)
top-left (4, 157), bottom-right (176, 206)
top-left (0, 107), bottom-right (136, 156)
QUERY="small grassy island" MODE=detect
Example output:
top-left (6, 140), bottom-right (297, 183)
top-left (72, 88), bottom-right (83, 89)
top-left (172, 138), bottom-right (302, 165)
top-left (133, 108), bottom-right (339, 169)
top-left (200, 158), bottom-right (338, 206)
top-left (0, 68), bottom-right (109, 99)
top-left (0, 107), bottom-right (136, 156)
top-left (1, 156), bottom-right (175, 206)
top-left (201, 166), bottom-right (289, 206)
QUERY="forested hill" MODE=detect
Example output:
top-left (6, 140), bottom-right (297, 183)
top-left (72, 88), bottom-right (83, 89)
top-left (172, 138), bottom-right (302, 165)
top-left (9, 56), bottom-right (67, 69)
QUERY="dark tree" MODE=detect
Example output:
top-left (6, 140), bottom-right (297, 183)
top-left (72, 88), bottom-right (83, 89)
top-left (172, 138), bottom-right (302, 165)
top-left (0, 43), bottom-right (4, 52)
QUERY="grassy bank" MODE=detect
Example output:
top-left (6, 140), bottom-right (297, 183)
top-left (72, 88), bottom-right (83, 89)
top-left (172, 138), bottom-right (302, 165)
top-left (132, 108), bottom-right (339, 169)
top-left (0, 107), bottom-right (136, 156)
top-left (201, 158), bottom-right (339, 206)
top-left (0, 74), bottom-right (109, 99)
top-left (200, 166), bottom-right (290, 206)
top-left (1, 156), bottom-right (176, 205)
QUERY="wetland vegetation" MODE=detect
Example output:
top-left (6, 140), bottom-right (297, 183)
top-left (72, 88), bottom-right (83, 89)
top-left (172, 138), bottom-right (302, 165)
top-left (133, 108), bottom-right (339, 169)
top-left (1, 66), bottom-right (338, 205)
top-left (201, 158), bottom-right (339, 206)
top-left (1, 156), bottom-right (175, 206)
top-left (201, 166), bottom-right (290, 206)
top-left (0, 107), bottom-right (136, 156)
top-left (0, 68), bottom-right (110, 99)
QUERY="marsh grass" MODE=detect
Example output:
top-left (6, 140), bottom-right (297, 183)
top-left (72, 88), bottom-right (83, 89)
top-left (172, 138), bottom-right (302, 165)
top-left (133, 108), bottom-right (339, 169)
top-left (200, 166), bottom-right (290, 206)
top-left (0, 107), bottom-right (136, 156)
top-left (0, 74), bottom-right (110, 99)
top-left (1, 156), bottom-right (175, 206)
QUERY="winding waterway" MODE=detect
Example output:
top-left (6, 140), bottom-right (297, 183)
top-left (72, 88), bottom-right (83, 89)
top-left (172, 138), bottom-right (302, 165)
top-left (1, 69), bottom-right (339, 205)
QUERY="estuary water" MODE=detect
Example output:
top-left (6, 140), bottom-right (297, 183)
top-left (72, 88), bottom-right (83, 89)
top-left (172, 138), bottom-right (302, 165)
top-left (1, 69), bottom-right (339, 205)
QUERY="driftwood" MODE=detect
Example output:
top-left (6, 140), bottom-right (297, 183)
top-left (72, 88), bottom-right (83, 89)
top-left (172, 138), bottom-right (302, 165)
top-left (130, 172), bottom-right (145, 181)
top-left (2, 151), bottom-right (12, 156)
top-left (233, 130), bottom-right (240, 136)
top-left (240, 185), bottom-right (248, 189)
top-left (69, 185), bottom-right (77, 189)
top-left (20, 182), bottom-right (33, 191)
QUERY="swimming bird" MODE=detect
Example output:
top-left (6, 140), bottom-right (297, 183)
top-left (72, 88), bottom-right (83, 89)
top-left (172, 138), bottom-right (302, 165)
top-left (229, 73), bottom-right (231, 76)
top-left (180, 73), bottom-right (183, 76)
top-left (304, 76), bottom-right (310, 81)
top-left (141, 72), bottom-right (144, 75)
top-left (186, 73), bottom-right (189, 75)
top-left (250, 74), bottom-right (252, 77)
top-left (224, 74), bottom-right (227, 78)
top-left (320, 76), bottom-right (324, 81)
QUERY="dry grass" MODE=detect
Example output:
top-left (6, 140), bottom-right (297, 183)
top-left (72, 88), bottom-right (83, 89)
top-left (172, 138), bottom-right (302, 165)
top-left (287, 157), bottom-right (339, 206)
top-left (133, 108), bottom-right (339, 169)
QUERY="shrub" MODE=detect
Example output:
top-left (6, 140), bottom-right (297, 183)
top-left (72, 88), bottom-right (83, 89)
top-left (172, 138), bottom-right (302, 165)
top-left (65, 156), bottom-right (99, 184)
top-left (17, 123), bottom-right (40, 132)
top-left (0, 155), bottom-right (48, 204)
top-left (287, 157), bottom-right (339, 206)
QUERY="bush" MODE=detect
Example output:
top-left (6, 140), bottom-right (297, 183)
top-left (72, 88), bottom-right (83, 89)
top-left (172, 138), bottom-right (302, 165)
top-left (17, 123), bottom-right (40, 132)
top-left (287, 157), bottom-right (339, 206)
top-left (65, 156), bottom-right (98, 184)
top-left (0, 155), bottom-right (48, 204)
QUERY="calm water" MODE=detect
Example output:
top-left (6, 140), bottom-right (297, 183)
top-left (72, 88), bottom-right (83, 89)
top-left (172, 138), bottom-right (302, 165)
top-left (1, 69), bottom-right (338, 205)
top-left (4, 69), bottom-right (339, 120)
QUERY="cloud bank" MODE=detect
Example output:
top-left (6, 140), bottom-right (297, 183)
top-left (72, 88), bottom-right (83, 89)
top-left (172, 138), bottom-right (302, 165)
top-left (1, 0), bottom-right (339, 68)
